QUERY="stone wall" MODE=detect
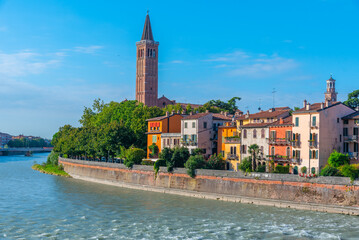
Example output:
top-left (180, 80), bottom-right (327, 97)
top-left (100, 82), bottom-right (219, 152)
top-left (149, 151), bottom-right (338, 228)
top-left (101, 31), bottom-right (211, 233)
top-left (59, 158), bottom-right (359, 209)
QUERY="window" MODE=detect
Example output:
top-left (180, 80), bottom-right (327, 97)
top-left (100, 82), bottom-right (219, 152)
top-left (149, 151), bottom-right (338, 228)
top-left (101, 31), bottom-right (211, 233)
top-left (260, 146), bottom-right (263, 154)
top-left (295, 117), bottom-right (299, 127)
top-left (344, 120), bottom-right (349, 125)
top-left (167, 139), bottom-right (170, 145)
top-left (337, 118), bottom-right (340, 123)
top-left (344, 142), bottom-right (349, 153)
top-left (191, 134), bottom-right (197, 142)
top-left (285, 131), bottom-right (291, 140)
top-left (354, 128), bottom-right (358, 136)
top-left (153, 49), bottom-right (156, 57)
top-left (152, 135), bottom-right (157, 143)
top-left (253, 129), bottom-right (257, 138)
top-left (286, 147), bottom-right (290, 157)
top-left (261, 129), bottom-right (265, 138)
top-left (204, 122), bottom-right (207, 129)
top-left (241, 145), bottom-right (247, 154)
top-left (240, 120), bottom-right (243, 126)
top-left (271, 147), bottom-right (275, 156)
top-left (183, 135), bottom-right (188, 142)
top-left (354, 143), bottom-right (358, 152)
top-left (270, 131), bottom-right (276, 139)
top-left (312, 116), bottom-right (317, 126)
top-left (340, 134), bottom-right (342, 142)
top-left (316, 150), bottom-right (319, 159)
top-left (243, 129), bottom-right (247, 138)
top-left (192, 122), bottom-right (196, 128)
top-left (343, 128), bottom-right (348, 136)
top-left (185, 122), bottom-right (188, 128)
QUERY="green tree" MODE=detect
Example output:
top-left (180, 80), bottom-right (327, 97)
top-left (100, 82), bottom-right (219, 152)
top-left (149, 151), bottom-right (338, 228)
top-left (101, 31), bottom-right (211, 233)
top-left (206, 154), bottom-right (225, 170)
top-left (328, 150), bottom-right (349, 168)
top-left (343, 90), bottom-right (359, 109)
top-left (124, 147), bottom-right (146, 168)
top-left (248, 144), bottom-right (260, 172)
top-left (238, 157), bottom-right (252, 172)
top-left (184, 155), bottom-right (206, 178)
top-left (320, 165), bottom-right (340, 176)
top-left (340, 164), bottom-right (359, 181)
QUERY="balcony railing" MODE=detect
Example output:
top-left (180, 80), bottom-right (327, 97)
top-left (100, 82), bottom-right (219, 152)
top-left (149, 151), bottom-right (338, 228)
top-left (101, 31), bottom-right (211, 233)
top-left (227, 154), bottom-right (239, 160)
top-left (224, 137), bottom-right (241, 144)
top-left (181, 141), bottom-right (198, 147)
top-left (310, 124), bottom-right (319, 129)
top-left (291, 157), bottom-right (301, 164)
top-left (308, 141), bottom-right (318, 148)
top-left (291, 140), bottom-right (300, 148)
top-left (267, 138), bottom-right (291, 145)
top-left (344, 135), bottom-right (359, 142)
top-left (345, 152), bottom-right (359, 159)
top-left (267, 155), bottom-right (291, 161)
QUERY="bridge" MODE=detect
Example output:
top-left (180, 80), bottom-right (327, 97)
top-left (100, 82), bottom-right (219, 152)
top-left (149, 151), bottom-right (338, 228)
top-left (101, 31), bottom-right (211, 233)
top-left (0, 147), bottom-right (53, 156)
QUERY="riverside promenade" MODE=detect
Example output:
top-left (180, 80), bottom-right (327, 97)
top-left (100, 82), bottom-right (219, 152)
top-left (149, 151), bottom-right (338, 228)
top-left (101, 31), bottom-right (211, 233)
top-left (59, 157), bottom-right (359, 215)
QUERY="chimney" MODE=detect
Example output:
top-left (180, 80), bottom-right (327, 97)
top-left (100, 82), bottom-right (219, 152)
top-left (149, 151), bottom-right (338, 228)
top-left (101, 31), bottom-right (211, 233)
top-left (165, 111), bottom-right (169, 117)
top-left (190, 111), bottom-right (193, 116)
top-left (279, 118), bottom-right (284, 124)
top-left (205, 110), bottom-right (209, 113)
top-left (320, 102), bottom-right (324, 109)
top-left (303, 100), bottom-right (307, 108)
top-left (306, 103), bottom-right (310, 110)
top-left (224, 112), bottom-right (228, 116)
top-left (325, 100), bottom-right (330, 108)
top-left (269, 108), bottom-right (275, 112)
top-left (246, 110), bottom-right (250, 116)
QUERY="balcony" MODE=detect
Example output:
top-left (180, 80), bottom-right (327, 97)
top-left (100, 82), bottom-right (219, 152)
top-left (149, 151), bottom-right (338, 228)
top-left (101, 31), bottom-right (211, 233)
top-left (227, 154), bottom-right (239, 160)
top-left (310, 124), bottom-right (319, 129)
top-left (224, 136), bottom-right (241, 144)
top-left (291, 157), bottom-right (301, 164)
top-left (345, 152), bottom-right (359, 159)
top-left (267, 155), bottom-right (291, 162)
top-left (267, 138), bottom-right (291, 145)
top-left (181, 141), bottom-right (198, 147)
top-left (308, 141), bottom-right (318, 148)
top-left (344, 135), bottom-right (359, 142)
top-left (291, 140), bottom-right (300, 148)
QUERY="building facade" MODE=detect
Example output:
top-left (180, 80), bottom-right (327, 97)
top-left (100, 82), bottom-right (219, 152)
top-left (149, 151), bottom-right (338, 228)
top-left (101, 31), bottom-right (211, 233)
top-left (146, 113), bottom-right (183, 158)
top-left (218, 122), bottom-right (241, 170)
top-left (342, 112), bottom-right (359, 163)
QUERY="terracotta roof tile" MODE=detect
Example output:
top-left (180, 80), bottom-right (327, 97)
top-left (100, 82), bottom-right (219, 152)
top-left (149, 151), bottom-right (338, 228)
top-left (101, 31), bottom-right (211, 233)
top-left (293, 102), bottom-right (341, 114)
top-left (146, 114), bottom-right (182, 121)
top-left (236, 107), bottom-right (291, 120)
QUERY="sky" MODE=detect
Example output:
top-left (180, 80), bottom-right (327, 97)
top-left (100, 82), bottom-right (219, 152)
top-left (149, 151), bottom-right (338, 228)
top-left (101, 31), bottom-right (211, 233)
top-left (0, 0), bottom-right (359, 139)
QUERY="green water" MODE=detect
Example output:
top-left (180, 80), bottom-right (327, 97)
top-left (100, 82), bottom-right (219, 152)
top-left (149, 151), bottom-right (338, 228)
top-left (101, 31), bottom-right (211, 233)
top-left (1, 153), bottom-right (359, 239)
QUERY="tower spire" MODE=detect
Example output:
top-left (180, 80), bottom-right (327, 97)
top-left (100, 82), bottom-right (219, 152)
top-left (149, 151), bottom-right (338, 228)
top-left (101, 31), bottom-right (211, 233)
top-left (141, 13), bottom-right (154, 41)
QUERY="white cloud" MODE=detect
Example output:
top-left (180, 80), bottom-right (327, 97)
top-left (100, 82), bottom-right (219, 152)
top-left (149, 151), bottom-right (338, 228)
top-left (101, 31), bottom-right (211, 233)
top-left (74, 45), bottom-right (104, 54)
top-left (204, 50), bottom-right (299, 78)
top-left (0, 50), bottom-right (61, 77)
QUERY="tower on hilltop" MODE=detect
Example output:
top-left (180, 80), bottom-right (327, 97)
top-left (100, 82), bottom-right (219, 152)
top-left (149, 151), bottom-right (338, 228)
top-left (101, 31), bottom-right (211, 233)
top-left (136, 13), bottom-right (159, 107)
top-left (324, 75), bottom-right (338, 103)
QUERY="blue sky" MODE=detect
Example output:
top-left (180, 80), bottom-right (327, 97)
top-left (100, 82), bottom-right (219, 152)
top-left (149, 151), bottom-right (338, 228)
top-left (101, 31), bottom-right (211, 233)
top-left (0, 0), bottom-right (359, 138)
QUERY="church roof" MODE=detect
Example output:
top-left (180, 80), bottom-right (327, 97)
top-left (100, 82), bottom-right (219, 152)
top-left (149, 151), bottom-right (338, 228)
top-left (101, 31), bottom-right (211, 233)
top-left (141, 14), bottom-right (154, 41)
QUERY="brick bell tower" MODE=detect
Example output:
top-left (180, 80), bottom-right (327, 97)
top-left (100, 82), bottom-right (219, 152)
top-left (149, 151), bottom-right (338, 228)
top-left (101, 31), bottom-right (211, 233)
top-left (136, 13), bottom-right (159, 107)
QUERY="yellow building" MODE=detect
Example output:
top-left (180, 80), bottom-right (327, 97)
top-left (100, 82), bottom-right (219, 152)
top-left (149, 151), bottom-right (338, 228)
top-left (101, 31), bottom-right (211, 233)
top-left (218, 122), bottom-right (241, 171)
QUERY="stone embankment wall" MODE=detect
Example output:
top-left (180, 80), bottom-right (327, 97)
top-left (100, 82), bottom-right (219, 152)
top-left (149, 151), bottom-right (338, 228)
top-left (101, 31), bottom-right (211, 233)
top-left (59, 158), bottom-right (359, 214)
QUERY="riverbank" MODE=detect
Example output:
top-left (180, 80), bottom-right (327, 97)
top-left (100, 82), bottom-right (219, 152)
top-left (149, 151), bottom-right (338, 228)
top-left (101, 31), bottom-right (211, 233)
top-left (32, 163), bottom-right (70, 177)
top-left (59, 158), bottom-right (359, 215)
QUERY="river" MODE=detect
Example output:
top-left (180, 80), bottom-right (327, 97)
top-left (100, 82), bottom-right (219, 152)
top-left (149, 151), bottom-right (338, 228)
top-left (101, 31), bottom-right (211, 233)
top-left (1, 153), bottom-right (359, 239)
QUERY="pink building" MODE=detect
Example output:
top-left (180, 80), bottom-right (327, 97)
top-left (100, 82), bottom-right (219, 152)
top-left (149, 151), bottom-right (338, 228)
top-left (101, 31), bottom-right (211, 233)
top-left (342, 112), bottom-right (359, 163)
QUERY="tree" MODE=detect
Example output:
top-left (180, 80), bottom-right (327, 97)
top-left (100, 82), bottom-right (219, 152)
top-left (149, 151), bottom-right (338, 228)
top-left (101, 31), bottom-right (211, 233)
top-left (184, 155), bottom-right (206, 178)
top-left (248, 144), bottom-right (260, 171)
top-left (238, 157), bottom-right (252, 172)
top-left (206, 154), bottom-right (225, 170)
top-left (343, 90), bottom-right (359, 109)
top-left (328, 150), bottom-right (349, 168)
top-left (320, 165), bottom-right (340, 176)
top-left (148, 143), bottom-right (159, 158)
top-left (124, 147), bottom-right (146, 168)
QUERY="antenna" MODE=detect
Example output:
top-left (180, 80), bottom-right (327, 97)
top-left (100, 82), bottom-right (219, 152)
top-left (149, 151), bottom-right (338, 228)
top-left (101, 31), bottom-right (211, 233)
top-left (272, 88), bottom-right (276, 108)
top-left (258, 98), bottom-right (262, 111)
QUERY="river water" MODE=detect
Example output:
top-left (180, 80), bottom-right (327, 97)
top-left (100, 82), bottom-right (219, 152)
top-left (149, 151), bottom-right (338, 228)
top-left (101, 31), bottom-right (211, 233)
top-left (1, 153), bottom-right (359, 239)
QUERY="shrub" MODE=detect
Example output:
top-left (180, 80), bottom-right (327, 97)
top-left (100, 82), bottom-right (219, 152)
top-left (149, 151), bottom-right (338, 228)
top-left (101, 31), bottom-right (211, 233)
top-left (340, 164), bottom-right (359, 181)
top-left (124, 148), bottom-right (146, 168)
top-left (238, 157), bottom-right (252, 173)
top-left (141, 159), bottom-right (155, 166)
top-left (256, 164), bottom-right (266, 173)
top-left (154, 159), bottom-right (166, 177)
top-left (184, 155), bottom-right (206, 178)
top-left (320, 165), bottom-right (340, 176)
top-left (301, 166), bottom-right (307, 174)
top-left (47, 151), bottom-right (59, 166)
top-left (274, 165), bottom-right (289, 174)
top-left (159, 148), bottom-right (174, 163)
top-left (206, 154), bottom-right (225, 170)
top-left (148, 143), bottom-right (159, 158)
top-left (191, 148), bottom-right (204, 156)
top-left (328, 150), bottom-right (349, 167)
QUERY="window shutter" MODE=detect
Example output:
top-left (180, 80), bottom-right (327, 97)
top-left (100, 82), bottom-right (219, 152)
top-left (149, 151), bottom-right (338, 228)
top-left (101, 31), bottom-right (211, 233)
top-left (316, 150), bottom-right (319, 159)
top-left (309, 151), bottom-right (312, 159)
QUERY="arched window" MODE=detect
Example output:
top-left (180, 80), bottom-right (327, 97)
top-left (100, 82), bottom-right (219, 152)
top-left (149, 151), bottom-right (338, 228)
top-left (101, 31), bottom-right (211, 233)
top-left (243, 129), bottom-right (247, 138)
top-left (293, 166), bottom-right (298, 174)
top-left (253, 129), bottom-right (257, 138)
top-left (153, 49), bottom-right (156, 57)
top-left (286, 147), bottom-right (290, 158)
top-left (261, 129), bottom-right (265, 138)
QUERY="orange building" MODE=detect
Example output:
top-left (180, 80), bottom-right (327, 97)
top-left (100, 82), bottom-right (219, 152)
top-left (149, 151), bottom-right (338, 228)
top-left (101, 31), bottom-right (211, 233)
top-left (146, 112), bottom-right (183, 158)
top-left (268, 116), bottom-right (293, 168)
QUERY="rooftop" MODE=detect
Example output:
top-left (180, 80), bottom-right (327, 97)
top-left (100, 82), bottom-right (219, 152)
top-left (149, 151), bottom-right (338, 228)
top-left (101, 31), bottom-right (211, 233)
top-left (146, 113), bottom-right (183, 122)
top-left (342, 111), bottom-right (359, 120)
top-left (236, 107), bottom-right (291, 120)
top-left (292, 101), bottom-right (342, 114)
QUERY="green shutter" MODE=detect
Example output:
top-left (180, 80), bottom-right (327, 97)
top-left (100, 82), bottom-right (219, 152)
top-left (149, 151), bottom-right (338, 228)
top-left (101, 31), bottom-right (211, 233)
top-left (295, 117), bottom-right (299, 127)
top-left (309, 151), bottom-right (312, 159)
top-left (152, 135), bottom-right (157, 143)
top-left (316, 150), bottom-right (319, 159)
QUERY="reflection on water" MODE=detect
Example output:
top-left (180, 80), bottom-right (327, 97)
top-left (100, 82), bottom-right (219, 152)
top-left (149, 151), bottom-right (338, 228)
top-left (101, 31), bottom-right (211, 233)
top-left (0, 153), bottom-right (359, 239)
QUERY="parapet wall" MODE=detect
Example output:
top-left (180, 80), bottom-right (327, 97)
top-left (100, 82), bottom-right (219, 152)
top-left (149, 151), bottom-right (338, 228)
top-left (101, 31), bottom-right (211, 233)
top-left (59, 158), bottom-right (359, 209)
